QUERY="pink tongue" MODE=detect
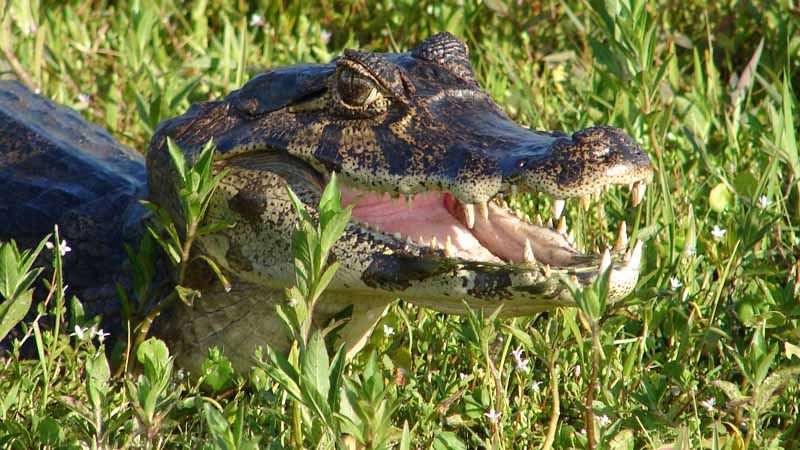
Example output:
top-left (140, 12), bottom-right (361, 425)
top-left (340, 188), bottom-right (501, 262)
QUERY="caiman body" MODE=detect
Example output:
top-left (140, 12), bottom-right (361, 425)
top-left (1, 33), bottom-right (652, 373)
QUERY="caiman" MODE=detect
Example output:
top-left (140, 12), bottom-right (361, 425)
top-left (0, 33), bottom-right (653, 373)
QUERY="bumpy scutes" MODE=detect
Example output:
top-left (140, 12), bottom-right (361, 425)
top-left (147, 32), bottom-right (654, 370)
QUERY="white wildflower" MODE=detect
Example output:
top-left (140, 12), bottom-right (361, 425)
top-left (249, 13), bottom-right (265, 28)
top-left (46, 239), bottom-right (72, 256)
top-left (685, 245), bottom-right (697, 256)
top-left (574, 364), bottom-right (581, 377)
top-left (287, 298), bottom-right (298, 307)
top-left (320, 29), bottom-right (331, 45)
top-left (70, 325), bottom-right (89, 340)
top-left (597, 415), bottom-right (611, 427)
top-left (511, 348), bottom-right (530, 373)
top-left (459, 372), bottom-right (468, 381)
top-left (90, 326), bottom-right (110, 343)
top-left (383, 324), bottom-right (395, 336)
top-left (711, 225), bottom-right (726, 241)
top-left (700, 398), bottom-right (716, 412)
top-left (670, 277), bottom-right (682, 291)
top-left (484, 408), bottom-right (502, 424)
top-left (758, 195), bottom-right (771, 209)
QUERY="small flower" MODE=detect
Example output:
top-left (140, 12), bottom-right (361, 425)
top-left (711, 225), bottom-right (726, 241)
top-left (78, 92), bottom-right (91, 104)
top-left (46, 239), bottom-right (71, 256)
top-left (574, 364), bottom-right (581, 377)
top-left (530, 381), bottom-right (542, 391)
top-left (758, 195), bottom-right (771, 209)
top-left (700, 398), bottom-right (716, 412)
top-left (459, 373), bottom-right (468, 381)
top-left (90, 326), bottom-right (110, 342)
top-left (510, 348), bottom-right (530, 373)
top-left (287, 298), bottom-right (298, 307)
top-left (484, 408), bottom-right (502, 424)
top-left (70, 325), bottom-right (89, 340)
top-left (596, 415), bottom-right (611, 427)
top-left (685, 246), bottom-right (697, 256)
top-left (176, 369), bottom-right (186, 381)
top-left (320, 29), bottom-right (331, 45)
top-left (383, 324), bottom-right (395, 336)
top-left (670, 277), bottom-right (682, 291)
top-left (249, 13), bottom-right (265, 28)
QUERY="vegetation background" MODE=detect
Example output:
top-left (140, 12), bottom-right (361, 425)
top-left (1, 0), bottom-right (799, 448)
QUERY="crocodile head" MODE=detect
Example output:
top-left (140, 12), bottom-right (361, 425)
top-left (148, 33), bottom-right (653, 369)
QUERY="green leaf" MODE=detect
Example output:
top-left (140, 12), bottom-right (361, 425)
top-left (195, 255), bottom-right (232, 292)
top-left (709, 183), bottom-right (733, 213)
top-left (399, 421), bottom-right (412, 450)
top-left (201, 347), bottom-right (235, 393)
top-left (0, 290), bottom-right (32, 343)
top-left (302, 330), bottom-right (331, 400)
top-left (203, 402), bottom-right (236, 450)
top-left (432, 431), bottom-right (466, 450)
top-left (166, 137), bottom-right (187, 182)
top-left (37, 416), bottom-right (62, 446)
top-left (137, 337), bottom-right (171, 381)
top-left (86, 351), bottom-right (111, 410)
top-left (262, 346), bottom-right (303, 401)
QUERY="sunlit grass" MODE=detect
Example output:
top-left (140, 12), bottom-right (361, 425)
top-left (1, 0), bottom-right (799, 448)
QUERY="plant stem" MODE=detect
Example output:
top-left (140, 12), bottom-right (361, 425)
top-left (542, 354), bottom-right (560, 450)
top-left (586, 323), bottom-right (601, 450)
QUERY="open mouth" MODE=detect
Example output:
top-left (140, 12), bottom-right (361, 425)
top-left (340, 180), bottom-right (647, 290)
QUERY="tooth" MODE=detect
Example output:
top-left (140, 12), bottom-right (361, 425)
top-left (406, 236), bottom-right (414, 246)
top-left (464, 203), bottom-right (476, 228)
top-left (406, 194), bottom-right (414, 209)
top-left (552, 199), bottom-right (565, 220)
top-left (546, 218), bottom-right (554, 229)
top-left (523, 238), bottom-right (535, 263)
top-left (445, 235), bottom-right (455, 257)
top-left (557, 216), bottom-right (567, 235)
top-left (430, 236), bottom-right (438, 249)
top-left (511, 184), bottom-right (519, 196)
top-left (626, 240), bottom-right (644, 267)
top-left (418, 236), bottom-right (426, 246)
top-left (535, 214), bottom-right (543, 226)
top-left (393, 232), bottom-right (402, 240)
top-left (599, 248), bottom-right (612, 274)
top-left (372, 223), bottom-right (381, 232)
top-left (479, 201), bottom-right (489, 221)
top-left (499, 199), bottom-right (508, 208)
top-left (570, 274), bottom-right (579, 283)
top-left (630, 182), bottom-right (647, 207)
top-left (579, 195), bottom-right (591, 210)
top-left (614, 221), bottom-right (628, 251)
top-left (544, 264), bottom-right (552, 277)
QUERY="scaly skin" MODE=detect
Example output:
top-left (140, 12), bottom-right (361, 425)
top-left (0, 34), bottom-right (653, 373)
top-left (147, 33), bottom-right (653, 372)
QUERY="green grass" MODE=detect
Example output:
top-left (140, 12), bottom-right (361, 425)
top-left (1, 0), bottom-right (800, 448)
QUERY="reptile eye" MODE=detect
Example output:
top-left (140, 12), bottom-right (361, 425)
top-left (336, 68), bottom-right (381, 107)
